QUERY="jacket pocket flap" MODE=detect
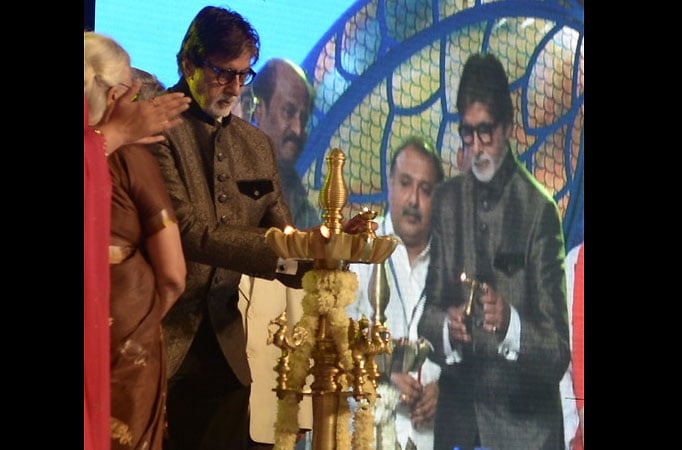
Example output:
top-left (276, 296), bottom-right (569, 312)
top-left (237, 179), bottom-right (274, 200)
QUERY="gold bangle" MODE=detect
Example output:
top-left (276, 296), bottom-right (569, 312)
top-left (93, 128), bottom-right (109, 156)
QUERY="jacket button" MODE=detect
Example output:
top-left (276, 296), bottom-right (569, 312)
top-left (220, 215), bottom-right (228, 224)
top-left (218, 194), bottom-right (228, 202)
top-left (217, 173), bottom-right (227, 182)
top-left (217, 152), bottom-right (225, 161)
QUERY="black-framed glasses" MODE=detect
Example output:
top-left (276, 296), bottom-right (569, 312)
top-left (203, 60), bottom-right (256, 86)
top-left (458, 122), bottom-right (498, 146)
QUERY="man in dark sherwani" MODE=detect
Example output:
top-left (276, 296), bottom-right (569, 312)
top-left (150, 7), bottom-right (308, 450)
top-left (418, 53), bottom-right (570, 450)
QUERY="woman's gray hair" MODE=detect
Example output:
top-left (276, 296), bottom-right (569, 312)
top-left (84, 31), bottom-right (131, 125)
top-left (132, 68), bottom-right (167, 101)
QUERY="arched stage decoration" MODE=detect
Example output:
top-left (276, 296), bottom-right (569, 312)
top-left (298, 0), bottom-right (584, 250)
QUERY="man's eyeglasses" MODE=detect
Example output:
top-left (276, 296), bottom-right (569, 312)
top-left (458, 122), bottom-right (498, 146)
top-left (203, 60), bottom-right (256, 86)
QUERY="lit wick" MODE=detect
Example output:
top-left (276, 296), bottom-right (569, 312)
top-left (319, 224), bottom-right (331, 239)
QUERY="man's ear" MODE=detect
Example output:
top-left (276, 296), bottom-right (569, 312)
top-left (252, 100), bottom-right (264, 127)
top-left (456, 146), bottom-right (473, 173)
top-left (502, 123), bottom-right (512, 140)
top-left (181, 58), bottom-right (195, 79)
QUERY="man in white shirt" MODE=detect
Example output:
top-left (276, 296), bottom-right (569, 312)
top-left (237, 276), bottom-right (313, 450)
top-left (349, 136), bottom-right (465, 450)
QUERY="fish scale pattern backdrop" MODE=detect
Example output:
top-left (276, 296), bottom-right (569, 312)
top-left (296, 0), bottom-right (584, 250)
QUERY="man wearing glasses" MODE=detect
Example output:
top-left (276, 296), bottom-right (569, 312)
top-left (149, 7), bottom-right (309, 450)
top-left (418, 53), bottom-right (570, 450)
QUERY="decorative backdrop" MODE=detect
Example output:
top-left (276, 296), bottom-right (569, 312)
top-left (297, 0), bottom-right (584, 250)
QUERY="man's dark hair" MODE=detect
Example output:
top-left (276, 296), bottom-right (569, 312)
top-left (456, 53), bottom-right (513, 127)
top-left (176, 6), bottom-right (260, 77)
top-left (389, 135), bottom-right (444, 183)
top-left (251, 58), bottom-right (314, 111)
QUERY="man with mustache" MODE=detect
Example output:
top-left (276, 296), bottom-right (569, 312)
top-left (234, 58), bottom-right (319, 450)
top-left (348, 136), bottom-right (468, 450)
top-left (418, 53), bottom-right (570, 450)
top-left (148, 7), bottom-right (312, 450)
top-left (251, 58), bottom-right (319, 230)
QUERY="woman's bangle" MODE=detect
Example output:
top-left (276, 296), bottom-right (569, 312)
top-left (92, 128), bottom-right (110, 156)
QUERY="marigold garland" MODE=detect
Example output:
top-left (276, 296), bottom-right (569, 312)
top-left (373, 382), bottom-right (400, 450)
top-left (351, 378), bottom-right (377, 450)
top-left (273, 269), bottom-right (379, 450)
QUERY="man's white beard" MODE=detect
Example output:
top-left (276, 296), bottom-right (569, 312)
top-left (472, 149), bottom-right (506, 183)
top-left (206, 95), bottom-right (237, 119)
